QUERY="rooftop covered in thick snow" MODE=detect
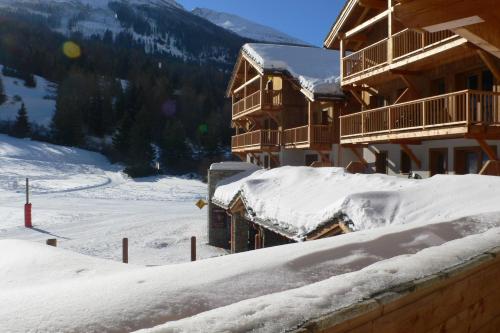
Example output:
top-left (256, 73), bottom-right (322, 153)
top-left (212, 166), bottom-right (500, 240)
top-left (228, 43), bottom-right (342, 100)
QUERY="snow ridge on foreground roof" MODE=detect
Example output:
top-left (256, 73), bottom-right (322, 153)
top-left (242, 43), bottom-right (342, 97)
top-left (4, 215), bottom-right (500, 332)
top-left (212, 166), bottom-right (500, 239)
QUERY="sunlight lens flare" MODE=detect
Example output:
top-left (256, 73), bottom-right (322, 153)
top-left (62, 41), bottom-right (81, 59)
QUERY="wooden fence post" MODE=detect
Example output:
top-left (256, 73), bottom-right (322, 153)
top-left (122, 238), bottom-right (128, 264)
top-left (46, 239), bottom-right (57, 247)
top-left (191, 236), bottom-right (196, 262)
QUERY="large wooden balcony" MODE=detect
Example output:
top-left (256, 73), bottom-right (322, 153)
top-left (283, 125), bottom-right (337, 150)
top-left (231, 130), bottom-right (281, 153)
top-left (232, 90), bottom-right (283, 119)
top-left (342, 29), bottom-right (458, 83)
top-left (340, 90), bottom-right (500, 144)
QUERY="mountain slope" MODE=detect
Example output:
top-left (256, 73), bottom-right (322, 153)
top-left (192, 7), bottom-right (308, 45)
top-left (0, 0), bottom-right (248, 65)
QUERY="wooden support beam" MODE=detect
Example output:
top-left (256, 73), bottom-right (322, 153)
top-left (348, 89), bottom-right (369, 109)
top-left (394, 87), bottom-right (410, 104)
top-left (250, 152), bottom-right (262, 166)
top-left (390, 69), bottom-right (422, 76)
top-left (400, 143), bottom-right (422, 169)
top-left (233, 74), bottom-right (261, 94)
top-left (268, 152), bottom-right (280, 168)
top-left (316, 151), bottom-right (330, 163)
top-left (346, 9), bottom-right (389, 38)
top-left (265, 111), bottom-right (282, 128)
top-left (477, 49), bottom-right (500, 82)
top-left (359, 0), bottom-right (387, 10)
top-left (233, 153), bottom-right (247, 161)
top-left (475, 138), bottom-right (498, 161)
top-left (350, 147), bottom-right (368, 166)
top-left (346, 34), bottom-right (368, 43)
top-left (398, 74), bottom-right (421, 98)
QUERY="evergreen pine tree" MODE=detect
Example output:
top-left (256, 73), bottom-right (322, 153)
top-left (126, 108), bottom-right (155, 177)
top-left (11, 103), bottom-right (31, 138)
top-left (112, 110), bottom-right (134, 160)
top-left (0, 76), bottom-right (5, 105)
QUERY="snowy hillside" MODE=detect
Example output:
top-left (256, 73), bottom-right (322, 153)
top-left (0, 134), bottom-right (223, 265)
top-left (192, 7), bottom-right (308, 45)
top-left (0, 0), bottom-right (246, 64)
top-left (0, 65), bottom-right (56, 127)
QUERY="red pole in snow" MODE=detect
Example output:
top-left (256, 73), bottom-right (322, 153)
top-left (24, 178), bottom-right (32, 228)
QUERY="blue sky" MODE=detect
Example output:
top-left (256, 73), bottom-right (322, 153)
top-left (177, 0), bottom-right (344, 46)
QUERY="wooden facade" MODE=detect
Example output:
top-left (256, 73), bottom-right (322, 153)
top-left (325, 0), bottom-right (500, 176)
top-left (227, 51), bottom-right (343, 167)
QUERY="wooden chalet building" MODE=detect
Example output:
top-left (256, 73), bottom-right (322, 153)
top-left (227, 44), bottom-right (346, 168)
top-left (325, 0), bottom-right (500, 177)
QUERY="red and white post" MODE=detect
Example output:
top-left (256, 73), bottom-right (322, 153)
top-left (24, 178), bottom-right (32, 228)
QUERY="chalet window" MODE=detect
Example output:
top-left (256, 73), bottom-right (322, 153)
top-left (431, 78), bottom-right (446, 95)
top-left (429, 148), bottom-right (448, 176)
top-left (264, 155), bottom-right (270, 169)
top-left (305, 154), bottom-right (318, 167)
top-left (454, 146), bottom-right (496, 175)
top-left (400, 150), bottom-right (411, 174)
top-left (375, 151), bottom-right (388, 174)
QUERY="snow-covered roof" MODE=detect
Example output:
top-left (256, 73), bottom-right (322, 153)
top-left (4, 218), bottom-right (500, 332)
top-left (241, 43), bottom-right (343, 98)
top-left (209, 161), bottom-right (261, 172)
top-left (213, 166), bottom-right (500, 240)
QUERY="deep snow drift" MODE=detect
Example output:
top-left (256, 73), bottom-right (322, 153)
top-left (0, 134), bottom-right (223, 264)
top-left (2, 213), bottom-right (500, 333)
top-left (213, 166), bottom-right (500, 239)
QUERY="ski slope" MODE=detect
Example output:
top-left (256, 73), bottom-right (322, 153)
top-left (0, 134), bottom-right (224, 265)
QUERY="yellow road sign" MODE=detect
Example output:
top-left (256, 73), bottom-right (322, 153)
top-left (196, 199), bottom-right (207, 210)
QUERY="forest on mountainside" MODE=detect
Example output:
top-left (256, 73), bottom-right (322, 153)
top-left (0, 11), bottom-right (238, 176)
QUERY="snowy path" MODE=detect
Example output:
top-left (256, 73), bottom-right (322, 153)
top-left (0, 135), bottom-right (225, 265)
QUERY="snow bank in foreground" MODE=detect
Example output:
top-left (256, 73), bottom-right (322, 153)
top-left (242, 44), bottom-right (341, 96)
top-left (213, 166), bottom-right (500, 238)
top-left (2, 213), bottom-right (500, 333)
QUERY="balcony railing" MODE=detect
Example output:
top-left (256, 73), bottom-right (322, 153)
top-left (231, 129), bottom-right (281, 150)
top-left (340, 90), bottom-right (500, 141)
top-left (283, 125), bottom-right (335, 146)
top-left (232, 90), bottom-right (283, 118)
top-left (342, 29), bottom-right (457, 79)
top-left (343, 38), bottom-right (388, 78)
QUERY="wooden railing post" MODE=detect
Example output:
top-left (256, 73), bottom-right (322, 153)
top-left (466, 91), bottom-right (470, 125)
top-left (422, 100), bottom-right (426, 128)
top-left (388, 107), bottom-right (392, 132)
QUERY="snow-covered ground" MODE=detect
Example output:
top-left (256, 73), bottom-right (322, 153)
top-left (0, 65), bottom-right (56, 127)
top-left (0, 134), bottom-right (224, 265)
top-left (1, 135), bottom-right (500, 332)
